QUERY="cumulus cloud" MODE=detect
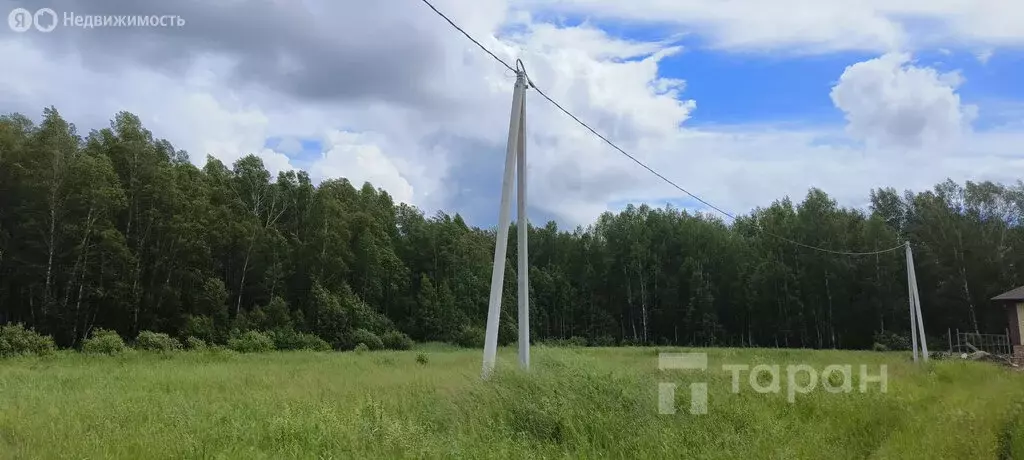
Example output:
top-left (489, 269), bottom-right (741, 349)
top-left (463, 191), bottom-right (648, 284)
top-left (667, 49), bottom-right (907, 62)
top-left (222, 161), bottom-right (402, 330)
top-left (275, 137), bottom-right (303, 156)
top-left (0, 0), bottom-right (482, 108)
top-left (829, 53), bottom-right (977, 149)
top-left (0, 0), bottom-right (1021, 228)
top-left (312, 131), bottom-right (415, 205)
top-left (518, 0), bottom-right (1024, 53)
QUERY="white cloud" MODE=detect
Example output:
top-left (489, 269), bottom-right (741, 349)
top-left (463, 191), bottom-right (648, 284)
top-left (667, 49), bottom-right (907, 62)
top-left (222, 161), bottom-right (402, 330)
top-left (830, 53), bottom-right (976, 149)
top-left (312, 131), bottom-right (415, 205)
top-left (1, 0), bottom-right (1021, 229)
top-left (275, 137), bottom-right (304, 156)
top-left (976, 49), bottom-right (995, 64)
top-left (517, 0), bottom-right (1024, 53)
top-left (0, 41), bottom-right (297, 175)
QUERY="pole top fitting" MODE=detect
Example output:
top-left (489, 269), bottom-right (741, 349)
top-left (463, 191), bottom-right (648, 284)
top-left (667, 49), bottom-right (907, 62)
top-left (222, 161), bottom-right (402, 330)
top-left (514, 59), bottom-right (534, 88)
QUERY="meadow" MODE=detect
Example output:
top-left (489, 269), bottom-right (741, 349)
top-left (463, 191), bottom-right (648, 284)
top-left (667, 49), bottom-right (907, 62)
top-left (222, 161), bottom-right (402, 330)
top-left (2, 346), bottom-right (1024, 459)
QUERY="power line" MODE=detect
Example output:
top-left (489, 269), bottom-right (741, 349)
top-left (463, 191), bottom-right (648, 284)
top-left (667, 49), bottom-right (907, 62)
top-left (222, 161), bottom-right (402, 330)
top-left (528, 85), bottom-right (739, 221)
top-left (418, 0), bottom-right (516, 74)
top-left (418, 0), bottom-right (905, 257)
top-left (530, 83), bottom-right (904, 256)
top-left (761, 237), bottom-right (905, 256)
top-left (532, 84), bottom-right (903, 256)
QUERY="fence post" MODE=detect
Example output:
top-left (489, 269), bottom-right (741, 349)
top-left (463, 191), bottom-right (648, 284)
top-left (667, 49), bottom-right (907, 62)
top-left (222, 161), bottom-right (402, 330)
top-left (947, 328), bottom-right (952, 353)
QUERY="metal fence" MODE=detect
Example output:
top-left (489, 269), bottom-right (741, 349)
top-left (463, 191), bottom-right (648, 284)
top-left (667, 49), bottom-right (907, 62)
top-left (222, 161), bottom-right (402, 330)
top-left (949, 329), bottom-right (1012, 356)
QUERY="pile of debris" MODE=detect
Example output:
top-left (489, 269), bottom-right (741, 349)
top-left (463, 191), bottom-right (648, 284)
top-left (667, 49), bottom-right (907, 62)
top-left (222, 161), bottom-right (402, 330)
top-left (936, 343), bottom-right (1019, 367)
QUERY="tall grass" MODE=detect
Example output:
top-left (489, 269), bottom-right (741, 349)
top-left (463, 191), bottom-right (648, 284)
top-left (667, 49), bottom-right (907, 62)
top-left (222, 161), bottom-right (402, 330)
top-left (1, 347), bottom-right (1022, 459)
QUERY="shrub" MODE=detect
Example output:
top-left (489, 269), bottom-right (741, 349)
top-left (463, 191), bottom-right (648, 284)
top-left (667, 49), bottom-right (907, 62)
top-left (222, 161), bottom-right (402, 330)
top-left (351, 328), bottom-right (383, 350)
top-left (541, 336), bottom-right (589, 347)
top-left (182, 315), bottom-right (217, 344)
top-left (207, 344), bottom-right (233, 354)
top-left (311, 282), bottom-right (350, 349)
top-left (590, 335), bottom-right (615, 347)
top-left (0, 323), bottom-right (56, 357)
top-left (82, 328), bottom-right (128, 355)
top-left (454, 326), bottom-right (485, 348)
top-left (567, 336), bottom-right (588, 347)
top-left (416, 353), bottom-right (429, 365)
top-left (873, 331), bottom-right (910, 351)
top-left (227, 330), bottom-right (275, 353)
top-left (382, 330), bottom-right (413, 350)
top-left (621, 337), bottom-right (643, 347)
top-left (135, 330), bottom-right (182, 352)
top-left (354, 343), bottom-right (370, 353)
top-left (185, 336), bottom-right (207, 350)
top-left (299, 334), bottom-right (331, 352)
top-left (269, 329), bottom-right (331, 351)
top-left (349, 296), bottom-right (395, 336)
top-left (872, 342), bottom-right (889, 352)
top-left (262, 296), bottom-right (293, 331)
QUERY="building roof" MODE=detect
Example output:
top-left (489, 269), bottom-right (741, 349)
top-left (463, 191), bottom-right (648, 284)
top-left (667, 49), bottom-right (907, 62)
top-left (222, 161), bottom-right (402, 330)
top-left (993, 286), bottom-right (1024, 302)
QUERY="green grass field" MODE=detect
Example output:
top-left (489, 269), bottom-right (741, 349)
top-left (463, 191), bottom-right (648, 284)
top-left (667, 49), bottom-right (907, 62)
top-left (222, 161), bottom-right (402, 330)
top-left (2, 346), bottom-right (1024, 459)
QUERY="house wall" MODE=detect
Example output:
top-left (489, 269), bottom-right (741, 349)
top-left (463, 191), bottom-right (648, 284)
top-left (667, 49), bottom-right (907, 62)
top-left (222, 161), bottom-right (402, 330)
top-left (1008, 303), bottom-right (1022, 347)
top-left (1019, 303), bottom-right (1024, 347)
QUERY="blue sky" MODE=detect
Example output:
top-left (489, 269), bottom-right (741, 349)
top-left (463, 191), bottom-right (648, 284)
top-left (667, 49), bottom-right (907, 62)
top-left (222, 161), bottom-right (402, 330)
top-left (7, 0), bottom-right (1022, 229)
top-left (521, 11), bottom-right (1024, 128)
top-left (249, 7), bottom-right (1024, 226)
top-left (664, 44), bottom-right (1022, 129)
top-left (260, 37), bottom-right (1024, 225)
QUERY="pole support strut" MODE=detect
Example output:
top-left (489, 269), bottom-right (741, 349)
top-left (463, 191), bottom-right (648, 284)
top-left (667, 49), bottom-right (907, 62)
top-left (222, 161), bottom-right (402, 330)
top-left (483, 70), bottom-right (530, 379)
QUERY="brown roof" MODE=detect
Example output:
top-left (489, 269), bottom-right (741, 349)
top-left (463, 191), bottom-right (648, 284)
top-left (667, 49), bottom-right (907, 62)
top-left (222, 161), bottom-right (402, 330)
top-left (993, 286), bottom-right (1024, 301)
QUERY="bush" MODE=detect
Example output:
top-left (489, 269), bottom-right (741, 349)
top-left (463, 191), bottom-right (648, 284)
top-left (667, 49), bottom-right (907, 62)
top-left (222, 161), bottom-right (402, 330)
top-left (227, 330), bottom-right (275, 353)
top-left (354, 343), bottom-right (370, 353)
top-left (0, 323), bottom-right (56, 357)
top-left (269, 329), bottom-right (331, 351)
top-left (873, 331), bottom-right (910, 351)
top-left (382, 330), bottom-right (413, 350)
top-left (351, 328), bottom-right (383, 350)
top-left (207, 344), bottom-right (234, 354)
top-left (82, 328), bottom-right (128, 355)
top-left (567, 336), bottom-right (588, 347)
top-left (185, 336), bottom-right (207, 350)
top-left (541, 336), bottom-right (589, 347)
top-left (454, 326), bottom-right (485, 348)
top-left (621, 336), bottom-right (643, 347)
top-left (182, 315), bottom-right (217, 344)
top-left (416, 353), bottom-right (429, 365)
top-left (590, 335), bottom-right (615, 347)
top-left (311, 282), bottom-right (350, 349)
top-left (872, 342), bottom-right (889, 352)
top-left (135, 330), bottom-right (182, 352)
top-left (300, 334), bottom-right (332, 352)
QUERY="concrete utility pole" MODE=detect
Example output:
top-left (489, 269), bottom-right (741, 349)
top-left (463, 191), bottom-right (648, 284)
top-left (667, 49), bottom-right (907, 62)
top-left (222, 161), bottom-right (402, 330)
top-left (482, 69), bottom-right (530, 379)
top-left (906, 241), bottom-right (929, 362)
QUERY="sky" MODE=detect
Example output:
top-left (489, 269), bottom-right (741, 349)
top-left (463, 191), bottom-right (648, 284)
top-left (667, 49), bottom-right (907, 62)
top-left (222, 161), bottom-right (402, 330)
top-left (1, 0), bottom-right (1022, 229)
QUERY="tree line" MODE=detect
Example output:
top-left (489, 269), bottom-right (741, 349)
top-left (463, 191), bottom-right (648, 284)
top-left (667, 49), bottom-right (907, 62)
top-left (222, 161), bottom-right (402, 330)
top-left (1, 107), bottom-right (1022, 350)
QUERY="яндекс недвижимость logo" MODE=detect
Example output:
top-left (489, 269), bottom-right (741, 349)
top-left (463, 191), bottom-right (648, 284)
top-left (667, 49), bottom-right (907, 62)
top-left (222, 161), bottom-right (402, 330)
top-left (8, 7), bottom-right (185, 33)
top-left (8, 8), bottom-right (57, 32)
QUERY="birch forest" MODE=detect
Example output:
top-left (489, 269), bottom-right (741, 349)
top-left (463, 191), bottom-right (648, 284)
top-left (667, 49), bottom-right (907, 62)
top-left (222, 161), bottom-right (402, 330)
top-left (2, 107), bottom-right (1022, 349)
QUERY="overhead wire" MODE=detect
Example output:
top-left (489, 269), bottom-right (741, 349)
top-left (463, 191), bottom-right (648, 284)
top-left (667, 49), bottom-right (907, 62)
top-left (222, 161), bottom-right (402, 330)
top-left (418, 0), bottom-right (517, 74)
top-left (418, 0), bottom-right (906, 257)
